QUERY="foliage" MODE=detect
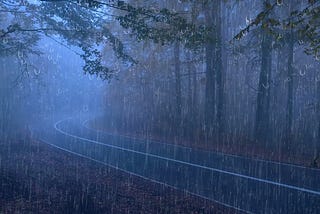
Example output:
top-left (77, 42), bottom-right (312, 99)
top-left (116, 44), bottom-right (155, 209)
top-left (0, 2), bottom-right (41, 58)
top-left (1, 0), bottom-right (320, 78)
top-left (1, 0), bottom-right (211, 78)
top-left (234, 0), bottom-right (320, 60)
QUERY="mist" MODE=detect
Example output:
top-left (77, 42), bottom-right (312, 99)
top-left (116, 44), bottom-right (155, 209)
top-left (1, 37), bottom-right (105, 135)
top-left (1, 0), bottom-right (320, 213)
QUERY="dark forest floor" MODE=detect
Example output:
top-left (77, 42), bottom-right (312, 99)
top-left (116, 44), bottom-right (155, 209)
top-left (0, 134), bottom-right (241, 214)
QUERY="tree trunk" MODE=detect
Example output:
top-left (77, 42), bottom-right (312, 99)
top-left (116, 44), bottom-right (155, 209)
top-left (186, 51), bottom-right (193, 138)
top-left (204, 2), bottom-right (216, 138)
top-left (314, 79), bottom-right (320, 165)
top-left (192, 59), bottom-right (198, 140)
top-left (215, 0), bottom-right (224, 135)
top-left (204, 43), bottom-right (215, 137)
top-left (255, 28), bottom-right (272, 143)
top-left (285, 32), bottom-right (294, 144)
top-left (174, 41), bottom-right (182, 135)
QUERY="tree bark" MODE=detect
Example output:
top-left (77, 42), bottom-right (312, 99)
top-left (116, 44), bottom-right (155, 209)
top-left (314, 79), bottom-right (320, 165)
top-left (285, 32), bottom-right (294, 143)
top-left (254, 25), bottom-right (272, 143)
top-left (186, 51), bottom-right (193, 138)
top-left (204, 43), bottom-right (215, 137)
top-left (204, 2), bottom-right (217, 138)
top-left (215, 0), bottom-right (224, 135)
top-left (192, 59), bottom-right (198, 140)
top-left (174, 41), bottom-right (182, 134)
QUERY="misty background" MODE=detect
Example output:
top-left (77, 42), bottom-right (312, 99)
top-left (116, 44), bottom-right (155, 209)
top-left (1, 0), bottom-right (320, 164)
top-left (0, 37), bottom-right (105, 138)
top-left (1, 0), bottom-right (320, 213)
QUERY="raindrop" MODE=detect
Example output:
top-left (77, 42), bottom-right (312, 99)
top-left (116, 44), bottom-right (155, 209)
top-left (245, 17), bottom-right (250, 25)
top-left (2, 37), bottom-right (8, 44)
top-left (19, 82), bottom-right (23, 90)
top-left (56, 88), bottom-right (62, 95)
top-left (20, 58), bottom-right (27, 65)
top-left (299, 70), bottom-right (306, 76)
top-left (17, 51), bottom-right (24, 59)
top-left (33, 68), bottom-right (41, 76)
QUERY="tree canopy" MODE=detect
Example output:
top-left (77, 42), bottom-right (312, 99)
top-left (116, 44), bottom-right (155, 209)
top-left (1, 0), bottom-right (319, 79)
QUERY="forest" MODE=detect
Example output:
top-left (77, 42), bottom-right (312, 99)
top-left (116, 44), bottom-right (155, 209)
top-left (1, 0), bottom-right (320, 213)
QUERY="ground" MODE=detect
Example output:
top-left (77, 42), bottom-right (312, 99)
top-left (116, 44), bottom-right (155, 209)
top-left (0, 134), bottom-right (241, 214)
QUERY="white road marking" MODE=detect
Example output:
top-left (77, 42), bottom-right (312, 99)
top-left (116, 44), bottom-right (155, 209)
top-left (38, 138), bottom-right (252, 214)
top-left (54, 119), bottom-right (320, 196)
top-left (82, 119), bottom-right (320, 171)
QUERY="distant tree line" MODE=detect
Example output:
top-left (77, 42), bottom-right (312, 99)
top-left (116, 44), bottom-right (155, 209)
top-left (1, 0), bottom-right (320, 163)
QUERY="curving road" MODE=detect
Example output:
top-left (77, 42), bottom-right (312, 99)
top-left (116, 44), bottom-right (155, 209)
top-left (35, 117), bottom-right (320, 214)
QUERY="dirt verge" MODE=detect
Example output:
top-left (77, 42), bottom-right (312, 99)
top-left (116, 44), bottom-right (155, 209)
top-left (0, 137), bottom-right (241, 213)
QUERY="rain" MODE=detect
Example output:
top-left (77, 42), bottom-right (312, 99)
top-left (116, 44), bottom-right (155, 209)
top-left (0, 0), bottom-right (320, 213)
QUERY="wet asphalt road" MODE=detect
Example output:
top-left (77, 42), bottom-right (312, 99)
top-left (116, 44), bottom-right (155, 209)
top-left (36, 118), bottom-right (320, 214)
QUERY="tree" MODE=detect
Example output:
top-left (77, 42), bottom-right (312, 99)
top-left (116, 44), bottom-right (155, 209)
top-left (1, 0), bottom-right (210, 80)
top-left (0, 2), bottom-right (41, 61)
top-left (285, 29), bottom-right (294, 144)
top-left (174, 41), bottom-right (182, 134)
top-left (254, 1), bottom-right (273, 143)
top-left (315, 75), bottom-right (320, 165)
top-left (215, 0), bottom-right (224, 135)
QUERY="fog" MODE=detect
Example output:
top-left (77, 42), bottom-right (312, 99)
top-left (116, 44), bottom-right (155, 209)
top-left (1, 0), bottom-right (320, 213)
top-left (0, 37), bottom-right (105, 137)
